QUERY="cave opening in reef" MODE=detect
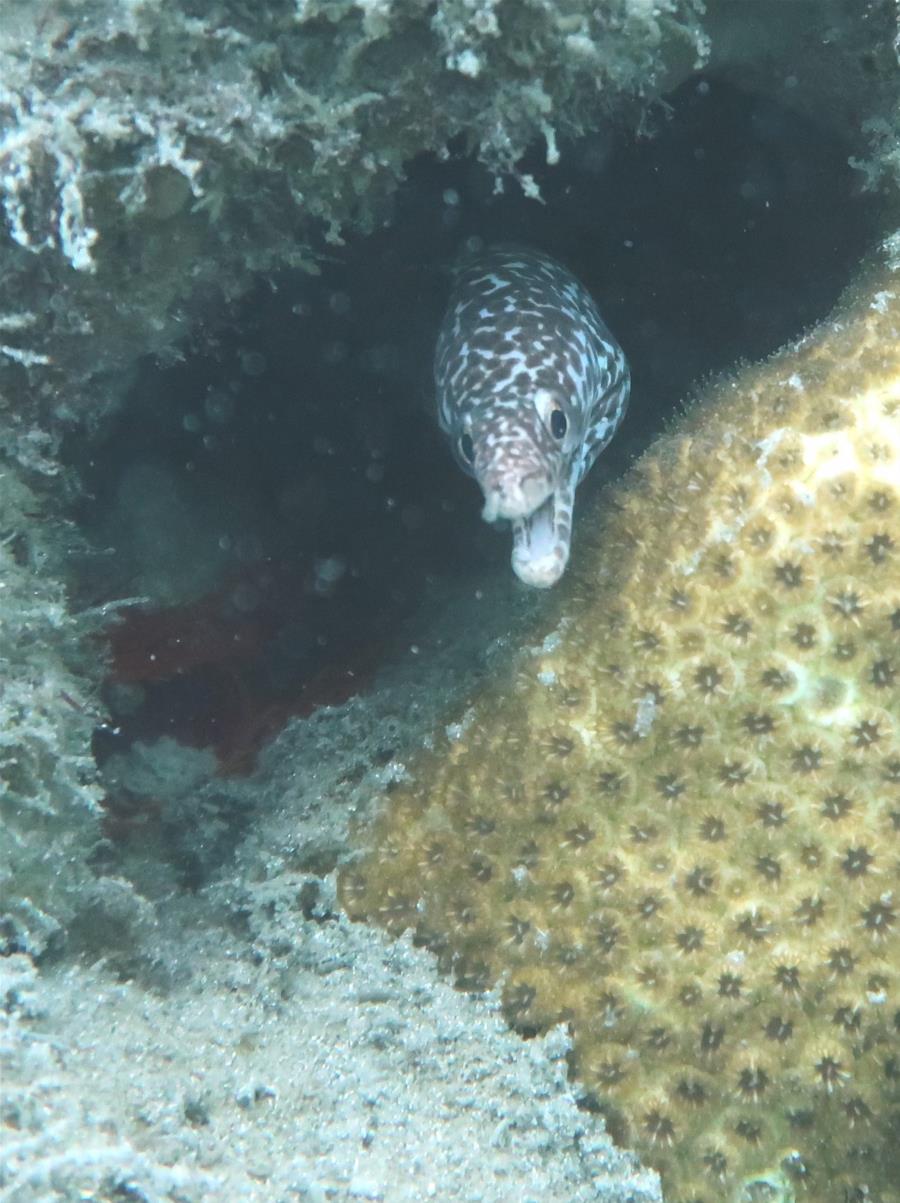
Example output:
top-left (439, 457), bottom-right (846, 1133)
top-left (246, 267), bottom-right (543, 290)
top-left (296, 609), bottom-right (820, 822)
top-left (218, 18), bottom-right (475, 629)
top-left (70, 73), bottom-right (881, 800)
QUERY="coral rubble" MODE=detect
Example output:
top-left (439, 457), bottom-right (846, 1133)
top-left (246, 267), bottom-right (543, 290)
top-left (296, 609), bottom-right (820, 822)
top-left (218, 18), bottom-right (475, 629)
top-left (341, 252), bottom-right (900, 1202)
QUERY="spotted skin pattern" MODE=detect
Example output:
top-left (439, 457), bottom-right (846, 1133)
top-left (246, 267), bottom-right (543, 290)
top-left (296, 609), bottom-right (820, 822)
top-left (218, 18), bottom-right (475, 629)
top-left (435, 246), bottom-right (630, 587)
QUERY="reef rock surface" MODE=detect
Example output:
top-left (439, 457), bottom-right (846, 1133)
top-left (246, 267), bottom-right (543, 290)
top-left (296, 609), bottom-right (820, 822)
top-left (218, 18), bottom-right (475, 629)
top-left (0, 0), bottom-right (710, 437)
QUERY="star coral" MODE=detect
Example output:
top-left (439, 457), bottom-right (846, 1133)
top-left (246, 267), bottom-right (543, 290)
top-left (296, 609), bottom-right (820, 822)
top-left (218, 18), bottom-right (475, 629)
top-left (341, 253), bottom-right (900, 1203)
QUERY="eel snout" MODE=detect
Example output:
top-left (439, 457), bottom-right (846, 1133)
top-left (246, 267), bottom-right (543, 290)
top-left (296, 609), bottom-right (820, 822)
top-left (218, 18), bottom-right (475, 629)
top-left (479, 467), bottom-right (554, 524)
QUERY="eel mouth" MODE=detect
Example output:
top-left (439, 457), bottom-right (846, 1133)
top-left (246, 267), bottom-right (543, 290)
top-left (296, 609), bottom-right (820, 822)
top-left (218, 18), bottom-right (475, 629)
top-left (510, 490), bottom-right (569, 589)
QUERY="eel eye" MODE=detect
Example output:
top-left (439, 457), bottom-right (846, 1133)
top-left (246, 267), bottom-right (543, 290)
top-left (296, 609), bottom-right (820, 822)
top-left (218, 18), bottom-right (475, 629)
top-left (550, 408), bottom-right (567, 439)
top-left (535, 389), bottom-right (569, 442)
top-left (459, 432), bottom-right (475, 464)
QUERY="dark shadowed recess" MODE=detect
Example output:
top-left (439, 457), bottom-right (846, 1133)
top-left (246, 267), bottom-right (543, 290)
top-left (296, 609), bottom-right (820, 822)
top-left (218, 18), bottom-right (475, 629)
top-left (74, 76), bottom-right (878, 791)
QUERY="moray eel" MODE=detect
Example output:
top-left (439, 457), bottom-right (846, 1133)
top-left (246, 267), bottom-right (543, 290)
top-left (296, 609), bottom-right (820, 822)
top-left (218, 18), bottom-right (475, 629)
top-left (435, 245), bottom-right (630, 588)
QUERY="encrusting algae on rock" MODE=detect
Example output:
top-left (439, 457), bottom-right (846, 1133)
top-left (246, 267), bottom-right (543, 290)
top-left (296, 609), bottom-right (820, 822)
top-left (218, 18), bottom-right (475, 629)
top-left (340, 250), bottom-right (900, 1203)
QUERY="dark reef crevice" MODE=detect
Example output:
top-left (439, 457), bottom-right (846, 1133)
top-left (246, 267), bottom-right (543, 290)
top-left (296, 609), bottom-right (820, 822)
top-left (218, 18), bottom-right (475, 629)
top-left (70, 74), bottom-right (881, 792)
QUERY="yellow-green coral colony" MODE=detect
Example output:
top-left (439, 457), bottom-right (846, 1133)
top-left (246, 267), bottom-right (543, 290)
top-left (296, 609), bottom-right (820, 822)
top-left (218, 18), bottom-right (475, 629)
top-left (340, 260), bottom-right (900, 1203)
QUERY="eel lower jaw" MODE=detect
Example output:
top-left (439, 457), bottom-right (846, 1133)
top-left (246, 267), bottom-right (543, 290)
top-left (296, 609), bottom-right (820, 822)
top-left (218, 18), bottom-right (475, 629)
top-left (510, 491), bottom-right (569, 589)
